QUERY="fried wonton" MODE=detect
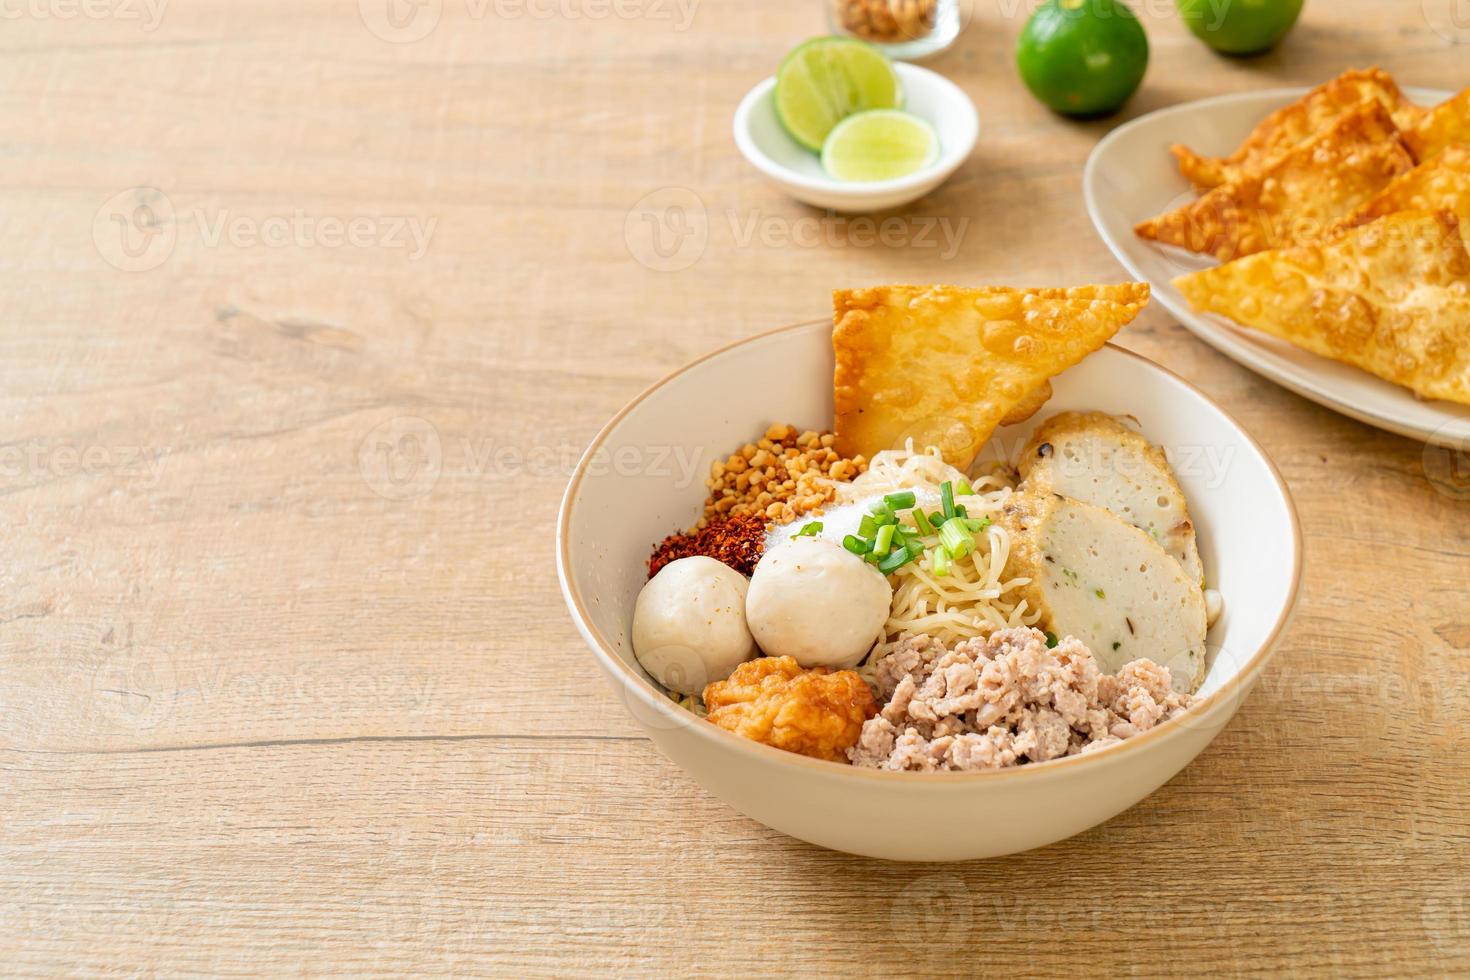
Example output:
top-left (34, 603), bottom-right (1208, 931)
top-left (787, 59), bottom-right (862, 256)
top-left (1170, 68), bottom-right (1421, 190)
top-left (1331, 144), bottom-right (1470, 239)
top-left (832, 283), bottom-right (1150, 467)
top-left (1173, 210), bottom-right (1470, 405)
top-left (1405, 86), bottom-right (1470, 163)
top-left (1000, 380), bottom-right (1052, 426)
top-left (1137, 103), bottom-right (1414, 261)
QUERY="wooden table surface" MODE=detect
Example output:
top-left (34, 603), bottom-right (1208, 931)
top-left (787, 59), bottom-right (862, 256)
top-left (4, 0), bottom-right (1469, 975)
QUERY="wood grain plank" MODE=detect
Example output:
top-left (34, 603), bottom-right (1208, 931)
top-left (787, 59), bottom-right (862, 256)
top-left (1, 0), bottom-right (1468, 973)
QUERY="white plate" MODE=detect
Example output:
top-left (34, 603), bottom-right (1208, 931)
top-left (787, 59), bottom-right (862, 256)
top-left (1084, 87), bottom-right (1470, 449)
top-left (733, 62), bottom-right (979, 213)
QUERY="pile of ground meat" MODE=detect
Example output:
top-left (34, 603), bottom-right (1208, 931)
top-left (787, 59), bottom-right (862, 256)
top-left (848, 627), bottom-right (1193, 771)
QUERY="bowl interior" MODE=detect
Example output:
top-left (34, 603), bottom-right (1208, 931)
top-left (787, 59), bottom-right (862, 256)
top-left (562, 322), bottom-right (1299, 716)
top-left (737, 62), bottom-right (978, 190)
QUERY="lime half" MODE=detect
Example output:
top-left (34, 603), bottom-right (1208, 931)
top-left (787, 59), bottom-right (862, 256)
top-left (821, 109), bottom-right (939, 182)
top-left (775, 36), bottom-right (902, 152)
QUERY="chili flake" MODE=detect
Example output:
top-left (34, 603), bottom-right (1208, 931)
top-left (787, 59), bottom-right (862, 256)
top-left (648, 514), bottom-right (768, 579)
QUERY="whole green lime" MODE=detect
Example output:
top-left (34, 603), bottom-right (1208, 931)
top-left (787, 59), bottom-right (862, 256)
top-left (1017, 0), bottom-right (1150, 118)
top-left (1176, 0), bottom-right (1304, 55)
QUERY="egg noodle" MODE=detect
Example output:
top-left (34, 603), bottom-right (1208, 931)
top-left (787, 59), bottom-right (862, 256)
top-left (837, 442), bottom-right (1041, 676)
top-left (661, 442), bottom-right (1040, 712)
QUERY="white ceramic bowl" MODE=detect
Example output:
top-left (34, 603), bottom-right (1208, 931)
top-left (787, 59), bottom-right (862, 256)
top-left (733, 62), bottom-right (978, 213)
top-left (557, 322), bottom-right (1302, 861)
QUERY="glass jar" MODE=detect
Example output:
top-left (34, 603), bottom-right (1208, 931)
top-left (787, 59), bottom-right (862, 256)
top-left (827, 0), bottom-right (961, 60)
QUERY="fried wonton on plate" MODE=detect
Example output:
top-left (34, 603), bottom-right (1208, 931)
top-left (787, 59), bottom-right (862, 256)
top-left (832, 283), bottom-right (1150, 468)
top-left (1331, 144), bottom-right (1470, 239)
top-left (1137, 102), bottom-right (1414, 262)
top-left (1170, 68), bottom-right (1420, 191)
top-left (1173, 210), bottom-right (1470, 405)
top-left (1406, 86), bottom-right (1470, 163)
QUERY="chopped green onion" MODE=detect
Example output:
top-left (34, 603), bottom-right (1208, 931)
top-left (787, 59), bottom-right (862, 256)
top-left (1044, 631), bottom-right (1058, 649)
top-left (796, 521), bottom-right (822, 537)
top-left (940, 481), bottom-right (955, 520)
top-left (857, 515), bottom-right (877, 538)
top-left (843, 535), bottom-right (871, 556)
top-left (906, 538), bottom-right (925, 559)
top-left (977, 516), bottom-right (992, 531)
top-left (954, 504), bottom-right (968, 519)
top-left (963, 518), bottom-right (984, 532)
top-left (931, 548), bottom-right (950, 577)
top-left (884, 490), bottom-right (917, 511)
top-left (873, 508), bottom-right (897, 527)
top-left (911, 508), bottom-right (934, 536)
top-left (955, 479), bottom-right (973, 496)
top-left (877, 548), bottom-right (913, 574)
top-left (872, 523), bottom-right (896, 558)
top-left (939, 517), bottom-right (975, 559)
top-left (929, 511), bottom-right (945, 529)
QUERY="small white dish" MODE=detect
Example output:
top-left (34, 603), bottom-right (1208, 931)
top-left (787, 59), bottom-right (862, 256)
top-left (557, 321), bottom-right (1302, 861)
top-left (1084, 86), bottom-right (1470, 449)
top-left (733, 62), bottom-right (978, 213)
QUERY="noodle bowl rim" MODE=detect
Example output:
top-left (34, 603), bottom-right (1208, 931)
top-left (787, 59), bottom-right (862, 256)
top-left (557, 318), bottom-right (1304, 781)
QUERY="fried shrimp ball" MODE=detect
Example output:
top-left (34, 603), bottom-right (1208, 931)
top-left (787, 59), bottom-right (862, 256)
top-left (703, 656), bottom-right (877, 763)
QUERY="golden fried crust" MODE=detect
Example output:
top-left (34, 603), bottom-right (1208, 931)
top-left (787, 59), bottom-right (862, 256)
top-left (1138, 103), bottom-right (1414, 261)
top-left (1406, 86), bottom-right (1470, 163)
top-left (1332, 144), bottom-right (1470, 239)
top-left (1170, 67), bottom-right (1420, 190)
top-left (999, 380), bottom-right (1052, 426)
top-left (703, 656), bottom-right (876, 763)
top-left (993, 492), bottom-right (1048, 631)
top-left (831, 283), bottom-right (1149, 468)
top-left (1173, 210), bottom-right (1470, 405)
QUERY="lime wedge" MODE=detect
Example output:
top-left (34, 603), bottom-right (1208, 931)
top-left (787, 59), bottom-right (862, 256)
top-left (774, 37), bottom-right (902, 152)
top-left (821, 109), bottom-right (940, 182)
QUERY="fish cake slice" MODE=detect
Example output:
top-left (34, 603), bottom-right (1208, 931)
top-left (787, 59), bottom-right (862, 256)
top-left (1018, 411), bottom-right (1203, 586)
top-left (1171, 68), bottom-right (1420, 190)
top-left (999, 491), bottom-right (1207, 693)
top-left (1173, 210), bottom-right (1470, 405)
top-left (1137, 102), bottom-right (1414, 262)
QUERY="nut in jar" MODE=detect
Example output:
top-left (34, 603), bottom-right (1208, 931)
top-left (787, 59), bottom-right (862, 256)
top-left (832, 0), bottom-right (939, 44)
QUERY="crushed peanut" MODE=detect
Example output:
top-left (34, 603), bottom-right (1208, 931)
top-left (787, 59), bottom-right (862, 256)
top-left (696, 423), bottom-right (868, 530)
top-left (833, 0), bottom-right (938, 43)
